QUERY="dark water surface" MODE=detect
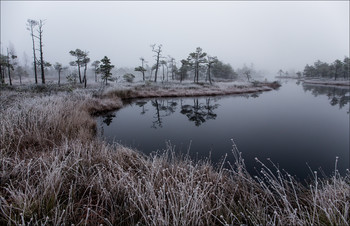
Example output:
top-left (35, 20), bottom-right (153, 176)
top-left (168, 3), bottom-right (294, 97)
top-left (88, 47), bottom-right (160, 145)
top-left (97, 80), bottom-right (349, 181)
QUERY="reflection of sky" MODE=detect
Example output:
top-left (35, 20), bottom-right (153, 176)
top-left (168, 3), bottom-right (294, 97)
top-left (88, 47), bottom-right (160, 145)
top-left (98, 81), bottom-right (349, 180)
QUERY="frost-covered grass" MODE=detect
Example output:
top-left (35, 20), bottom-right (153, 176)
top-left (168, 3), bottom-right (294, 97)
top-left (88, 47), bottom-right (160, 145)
top-left (1, 84), bottom-right (349, 225)
top-left (0, 90), bottom-right (122, 155)
top-left (102, 80), bottom-right (280, 100)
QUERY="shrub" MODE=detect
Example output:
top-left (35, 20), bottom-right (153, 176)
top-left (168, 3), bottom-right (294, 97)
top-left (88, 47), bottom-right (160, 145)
top-left (123, 73), bottom-right (135, 83)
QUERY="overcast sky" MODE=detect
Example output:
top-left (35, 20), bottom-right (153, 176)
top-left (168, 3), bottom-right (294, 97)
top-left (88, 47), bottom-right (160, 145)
top-left (1, 1), bottom-right (349, 77)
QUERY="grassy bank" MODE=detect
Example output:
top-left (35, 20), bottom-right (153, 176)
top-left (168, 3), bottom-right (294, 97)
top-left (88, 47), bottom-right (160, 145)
top-left (0, 83), bottom-right (349, 225)
top-left (101, 81), bottom-right (281, 100)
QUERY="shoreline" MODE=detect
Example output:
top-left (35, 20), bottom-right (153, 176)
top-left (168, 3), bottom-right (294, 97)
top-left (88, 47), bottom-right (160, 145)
top-left (101, 81), bottom-right (281, 102)
top-left (274, 76), bottom-right (350, 87)
top-left (302, 79), bottom-right (350, 87)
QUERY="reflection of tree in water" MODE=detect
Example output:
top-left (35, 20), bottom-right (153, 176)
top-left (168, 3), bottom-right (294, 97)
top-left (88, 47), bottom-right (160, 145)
top-left (133, 97), bottom-right (220, 128)
top-left (250, 93), bottom-right (260, 98)
top-left (303, 84), bottom-right (350, 111)
top-left (180, 98), bottom-right (219, 126)
top-left (102, 113), bottom-right (116, 126)
top-left (151, 99), bottom-right (178, 129)
top-left (135, 101), bottom-right (148, 114)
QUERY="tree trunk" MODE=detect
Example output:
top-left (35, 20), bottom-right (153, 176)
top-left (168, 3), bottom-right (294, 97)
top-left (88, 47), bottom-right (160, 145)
top-left (194, 66), bottom-right (196, 83)
top-left (0, 64), bottom-right (4, 84)
top-left (155, 59), bottom-right (159, 83)
top-left (58, 70), bottom-right (61, 86)
top-left (7, 65), bottom-right (12, 86)
top-left (208, 66), bottom-right (212, 84)
top-left (84, 64), bottom-right (87, 88)
top-left (195, 63), bottom-right (199, 83)
top-left (38, 24), bottom-right (45, 84)
top-left (30, 27), bottom-right (38, 84)
top-left (141, 60), bottom-right (145, 81)
top-left (7, 50), bottom-right (12, 86)
top-left (78, 64), bottom-right (82, 83)
top-left (166, 66), bottom-right (168, 81)
top-left (154, 50), bottom-right (160, 82)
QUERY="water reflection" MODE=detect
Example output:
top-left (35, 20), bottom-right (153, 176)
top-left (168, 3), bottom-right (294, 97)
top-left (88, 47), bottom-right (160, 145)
top-left (133, 98), bottom-right (221, 128)
top-left (180, 98), bottom-right (219, 126)
top-left (102, 113), bottom-right (116, 126)
top-left (302, 84), bottom-right (350, 111)
top-left (135, 101), bottom-right (148, 114)
top-left (150, 99), bottom-right (178, 128)
top-left (97, 81), bottom-right (349, 180)
top-left (101, 95), bottom-right (265, 128)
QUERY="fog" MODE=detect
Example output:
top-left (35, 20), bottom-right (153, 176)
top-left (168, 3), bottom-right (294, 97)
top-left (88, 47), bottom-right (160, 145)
top-left (1, 1), bottom-right (349, 79)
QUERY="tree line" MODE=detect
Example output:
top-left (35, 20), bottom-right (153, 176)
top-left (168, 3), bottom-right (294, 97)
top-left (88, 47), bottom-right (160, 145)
top-left (0, 18), bottom-right (266, 87)
top-left (134, 45), bottom-right (239, 84)
top-left (302, 57), bottom-right (349, 80)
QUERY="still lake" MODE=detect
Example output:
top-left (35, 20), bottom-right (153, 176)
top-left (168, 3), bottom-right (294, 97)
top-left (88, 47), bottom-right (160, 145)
top-left (97, 80), bottom-right (349, 180)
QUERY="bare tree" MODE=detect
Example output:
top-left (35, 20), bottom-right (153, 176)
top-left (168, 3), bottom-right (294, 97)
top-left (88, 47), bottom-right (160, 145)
top-left (151, 44), bottom-right (162, 82)
top-left (26, 19), bottom-right (39, 84)
top-left (206, 56), bottom-right (218, 85)
top-left (277, 69), bottom-right (284, 77)
top-left (243, 66), bottom-right (251, 82)
top-left (37, 20), bottom-right (46, 84)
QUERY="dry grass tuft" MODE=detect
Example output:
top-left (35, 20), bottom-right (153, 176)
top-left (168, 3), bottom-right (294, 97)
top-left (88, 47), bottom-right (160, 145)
top-left (0, 92), bottom-right (122, 156)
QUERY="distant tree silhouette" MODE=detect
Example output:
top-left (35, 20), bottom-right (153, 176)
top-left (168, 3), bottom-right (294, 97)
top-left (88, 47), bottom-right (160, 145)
top-left (91, 60), bottom-right (100, 82)
top-left (69, 49), bottom-right (87, 84)
top-left (37, 20), bottom-right (47, 84)
top-left (26, 19), bottom-right (39, 84)
top-left (206, 56), bottom-right (218, 84)
top-left (135, 57), bottom-right (147, 81)
top-left (151, 44), bottom-right (162, 82)
top-left (54, 62), bottom-right (67, 86)
top-left (99, 56), bottom-right (114, 85)
top-left (187, 47), bottom-right (207, 83)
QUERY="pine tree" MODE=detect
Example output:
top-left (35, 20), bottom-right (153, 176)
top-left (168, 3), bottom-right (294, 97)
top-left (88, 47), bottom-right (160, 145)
top-left (99, 56), bottom-right (114, 85)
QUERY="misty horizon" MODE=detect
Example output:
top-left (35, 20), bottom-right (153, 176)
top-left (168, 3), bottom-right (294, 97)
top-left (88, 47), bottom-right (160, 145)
top-left (1, 1), bottom-right (349, 79)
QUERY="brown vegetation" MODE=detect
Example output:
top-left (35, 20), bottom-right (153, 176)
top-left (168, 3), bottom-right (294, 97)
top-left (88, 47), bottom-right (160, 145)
top-left (102, 81), bottom-right (281, 100)
top-left (0, 83), bottom-right (349, 225)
